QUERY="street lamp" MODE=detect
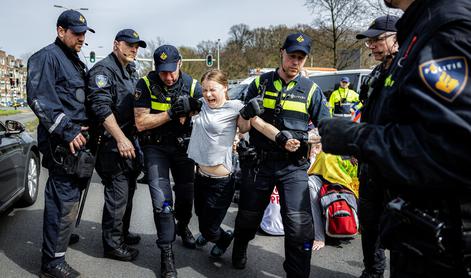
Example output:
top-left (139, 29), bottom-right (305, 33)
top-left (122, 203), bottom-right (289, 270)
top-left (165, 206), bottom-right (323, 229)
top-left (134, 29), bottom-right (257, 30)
top-left (53, 5), bottom-right (89, 10)
top-left (216, 38), bottom-right (221, 70)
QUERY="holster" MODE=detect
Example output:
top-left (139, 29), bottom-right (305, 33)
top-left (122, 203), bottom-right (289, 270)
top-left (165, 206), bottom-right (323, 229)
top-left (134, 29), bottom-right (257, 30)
top-left (380, 196), bottom-right (469, 270)
top-left (56, 146), bottom-right (95, 178)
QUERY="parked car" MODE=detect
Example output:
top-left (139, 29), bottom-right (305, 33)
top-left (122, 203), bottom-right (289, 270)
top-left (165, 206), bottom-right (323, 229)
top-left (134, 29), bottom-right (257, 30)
top-left (228, 69), bottom-right (372, 101)
top-left (309, 69), bottom-right (372, 100)
top-left (228, 76), bottom-right (257, 101)
top-left (0, 120), bottom-right (40, 213)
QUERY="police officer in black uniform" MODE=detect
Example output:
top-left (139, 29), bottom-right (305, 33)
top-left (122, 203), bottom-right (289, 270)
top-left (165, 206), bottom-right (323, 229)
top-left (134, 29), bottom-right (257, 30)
top-left (134, 45), bottom-right (202, 277)
top-left (27, 10), bottom-right (94, 278)
top-left (87, 29), bottom-right (147, 261)
top-left (319, 0), bottom-right (471, 277)
top-left (355, 15), bottom-right (399, 278)
top-left (232, 32), bottom-right (330, 278)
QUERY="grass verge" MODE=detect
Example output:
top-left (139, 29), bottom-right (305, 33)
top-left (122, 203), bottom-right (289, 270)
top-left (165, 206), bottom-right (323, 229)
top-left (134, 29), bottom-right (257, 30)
top-left (24, 118), bottom-right (39, 133)
top-left (0, 109), bottom-right (22, 116)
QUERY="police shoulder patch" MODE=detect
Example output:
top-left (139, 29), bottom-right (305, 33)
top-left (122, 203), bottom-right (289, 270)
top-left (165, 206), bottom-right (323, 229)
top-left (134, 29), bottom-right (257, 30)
top-left (418, 56), bottom-right (468, 102)
top-left (95, 74), bottom-right (109, 89)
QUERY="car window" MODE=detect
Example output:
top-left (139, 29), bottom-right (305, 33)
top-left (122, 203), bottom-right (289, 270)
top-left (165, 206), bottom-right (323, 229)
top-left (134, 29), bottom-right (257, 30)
top-left (310, 73), bottom-right (361, 99)
top-left (228, 84), bottom-right (249, 101)
top-left (0, 122), bottom-right (6, 133)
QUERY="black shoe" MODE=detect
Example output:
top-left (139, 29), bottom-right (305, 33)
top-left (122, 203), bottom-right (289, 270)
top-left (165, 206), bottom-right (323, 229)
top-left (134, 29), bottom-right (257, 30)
top-left (176, 225), bottom-right (196, 249)
top-left (137, 174), bottom-right (148, 184)
top-left (359, 270), bottom-right (384, 278)
top-left (68, 234), bottom-right (80, 245)
top-left (104, 245), bottom-right (139, 261)
top-left (40, 261), bottom-right (80, 278)
top-left (195, 234), bottom-right (208, 248)
top-left (160, 244), bottom-right (177, 278)
top-left (124, 232), bottom-right (141, 245)
top-left (232, 238), bottom-right (248, 269)
top-left (210, 230), bottom-right (234, 258)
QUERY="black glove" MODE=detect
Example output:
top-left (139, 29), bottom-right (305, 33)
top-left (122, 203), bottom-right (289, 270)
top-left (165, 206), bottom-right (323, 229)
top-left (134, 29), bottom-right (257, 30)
top-left (318, 118), bottom-right (365, 156)
top-left (240, 98), bottom-right (264, 120)
top-left (275, 130), bottom-right (293, 149)
top-left (188, 97), bottom-right (202, 113)
top-left (168, 97), bottom-right (187, 120)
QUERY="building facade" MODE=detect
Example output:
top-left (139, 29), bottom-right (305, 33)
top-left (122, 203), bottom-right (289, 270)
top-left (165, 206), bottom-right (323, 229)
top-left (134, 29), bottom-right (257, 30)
top-left (0, 50), bottom-right (27, 106)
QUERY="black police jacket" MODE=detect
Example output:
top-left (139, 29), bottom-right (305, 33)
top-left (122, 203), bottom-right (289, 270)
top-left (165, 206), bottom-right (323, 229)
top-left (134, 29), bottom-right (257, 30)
top-left (355, 0), bottom-right (471, 196)
top-left (27, 38), bottom-right (88, 162)
top-left (134, 71), bottom-right (202, 138)
top-left (87, 53), bottom-right (139, 146)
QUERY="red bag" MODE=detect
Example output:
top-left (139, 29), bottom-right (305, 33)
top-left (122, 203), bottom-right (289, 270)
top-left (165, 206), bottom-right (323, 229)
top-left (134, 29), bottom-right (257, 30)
top-left (319, 183), bottom-right (359, 238)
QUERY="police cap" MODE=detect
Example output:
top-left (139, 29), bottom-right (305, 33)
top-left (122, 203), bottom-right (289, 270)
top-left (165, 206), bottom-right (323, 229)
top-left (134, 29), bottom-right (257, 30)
top-left (57, 9), bottom-right (95, 33)
top-left (356, 15), bottom-right (399, 39)
top-left (153, 45), bottom-right (181, 73)
top-left (282, 32), bottom-right (312, 55)
top-left (115, 29), bottom-right (147, 48)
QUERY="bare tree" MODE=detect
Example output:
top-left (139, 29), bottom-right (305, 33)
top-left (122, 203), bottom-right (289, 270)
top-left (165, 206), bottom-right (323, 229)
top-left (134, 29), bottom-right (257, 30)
top-left (228, 24), bottom-right (253, 52)
top-left (305, 0), bottom-right (368, 68)
top-left (364, 0), bottom-right (403, 18)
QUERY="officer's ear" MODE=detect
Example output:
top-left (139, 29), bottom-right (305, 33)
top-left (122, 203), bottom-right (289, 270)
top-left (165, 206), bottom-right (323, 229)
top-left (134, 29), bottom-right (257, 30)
top-left (57, 26), bottom-right (66, 39)
top-left (280, 48), bottom-right (284, 58)
top-left (113, 40), bottom-right (119, 51)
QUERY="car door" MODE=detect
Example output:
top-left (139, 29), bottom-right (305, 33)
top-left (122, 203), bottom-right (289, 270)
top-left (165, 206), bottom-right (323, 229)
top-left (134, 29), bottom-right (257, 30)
top-left (0, 121), bottom-right (25, 207)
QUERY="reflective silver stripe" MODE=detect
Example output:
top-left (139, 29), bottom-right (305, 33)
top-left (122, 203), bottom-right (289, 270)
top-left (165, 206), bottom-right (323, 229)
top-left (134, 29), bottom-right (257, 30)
top-left (49, 113), bottom-right (66, 133)
top-left (54, 252), bottom-right (66, 257)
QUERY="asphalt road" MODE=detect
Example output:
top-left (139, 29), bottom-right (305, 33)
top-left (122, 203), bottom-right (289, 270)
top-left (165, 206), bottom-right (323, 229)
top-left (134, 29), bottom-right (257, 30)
top-left (0, 165), bottom-right (391, 278)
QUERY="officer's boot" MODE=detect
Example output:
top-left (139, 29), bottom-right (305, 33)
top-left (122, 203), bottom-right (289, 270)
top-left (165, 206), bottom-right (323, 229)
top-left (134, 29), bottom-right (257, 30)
top-left (232, 238), bottom-right (248, 269)
top-left (210, 229), bottom-right (234, 257)
top-left (176, 222), bottom-right (196, 249)
top-left (160, 244), bottom-right (177, 278)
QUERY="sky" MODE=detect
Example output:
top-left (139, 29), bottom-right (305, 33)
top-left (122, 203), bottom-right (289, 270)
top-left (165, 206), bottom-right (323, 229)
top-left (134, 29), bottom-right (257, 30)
top-left (0, 0), bottom-right (315, 60)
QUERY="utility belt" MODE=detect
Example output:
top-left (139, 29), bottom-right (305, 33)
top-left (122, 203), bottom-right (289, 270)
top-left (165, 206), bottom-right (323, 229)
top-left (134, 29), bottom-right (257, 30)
top-left (138, 132), bottom-right (189, 149)
top-left (53, 145), bottom-right (95, 178)
top-left (258, 147), bottom-right (308, 167)
top-left (381, 195), bottom-right (471, 270)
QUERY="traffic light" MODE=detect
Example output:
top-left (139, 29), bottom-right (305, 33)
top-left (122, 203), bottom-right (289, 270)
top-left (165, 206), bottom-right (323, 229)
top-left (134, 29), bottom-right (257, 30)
top-left (206, 54), bottom-right (213, 67)
top-left (90, 51), bottom-right (96, 63)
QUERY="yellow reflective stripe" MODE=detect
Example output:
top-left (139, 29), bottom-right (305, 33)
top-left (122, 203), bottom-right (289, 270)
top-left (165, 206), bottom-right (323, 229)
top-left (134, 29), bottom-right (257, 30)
top-left (190, 79), bottom-right (197, 97)
top-left (283, 100), bottom-right (308, 114)
top-left (264, 91), bottom-right (278, 97)
top-left (255, 76), bottom-right (261, 88)
top-left (306, 83), bottom-right (317, 109)
top-left (287, 81), bottom-right (296, 90)
top-left (143, 76), bottom-right (156, 99)
top-left (263, 98), bottom-right (276, 109)
top-left (151, 102), bottom-right (171, 111)
top-left (274, 79), bottom-right (282, 91)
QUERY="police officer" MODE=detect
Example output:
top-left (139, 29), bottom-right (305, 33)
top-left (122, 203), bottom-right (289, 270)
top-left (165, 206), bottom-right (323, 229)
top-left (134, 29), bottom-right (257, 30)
top-left (134, 45), bottom-right (202, 277)
top-left (26, 10), bottom-right (94, 278)
top-left (328, 76), bottom-right (360, 117)
top-left (87, 29), bottom-right (147, 261)
top-left (233, 32), bottom-right (330, 278)
top-left (319, 0), bottom-right (471, 277)
top-left (355, 15), bottom-right (399, 278)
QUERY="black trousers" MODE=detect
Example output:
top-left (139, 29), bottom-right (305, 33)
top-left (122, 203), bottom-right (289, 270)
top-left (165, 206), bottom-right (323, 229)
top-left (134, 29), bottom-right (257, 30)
top-left (42, 172), bottom-right (86, 268)
top-left (194, 173), bottom-right (235, 242)
top-left (358, 171), bottom-right (386, 274)
top-left (234, 158), bottom-right (314, 278)
top-left (143, 144), bottom-right (194, 245)
top-left (96, 150), bottom-right (137, 251)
